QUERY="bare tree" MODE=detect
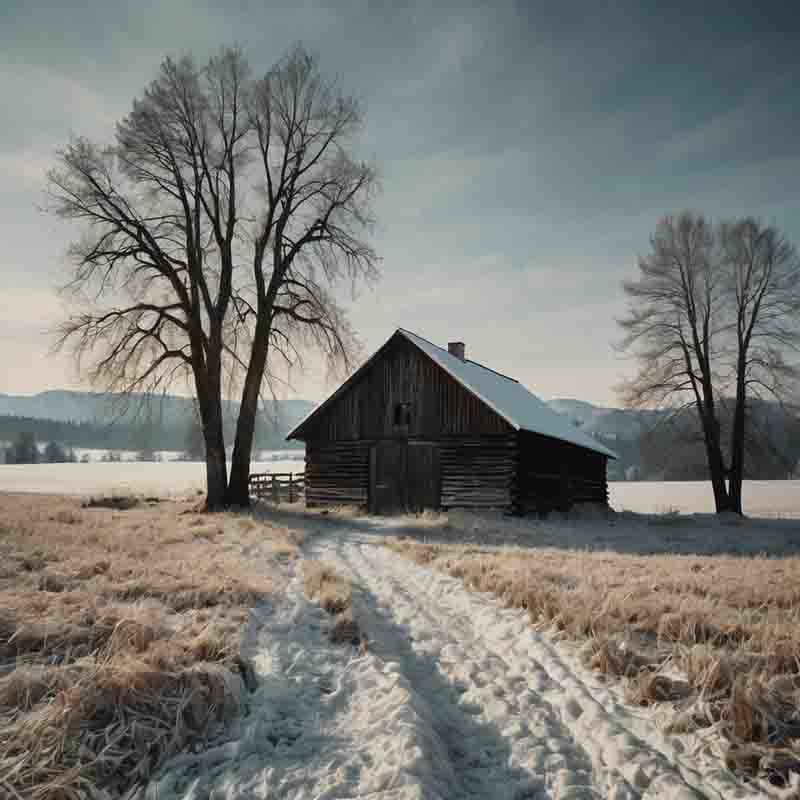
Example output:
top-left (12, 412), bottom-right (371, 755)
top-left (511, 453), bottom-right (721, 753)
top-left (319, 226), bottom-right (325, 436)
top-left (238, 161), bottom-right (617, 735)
top-left (618, 212), bottom-right (800, 513)
top-left (618, 213), bottom-right (730, 510)
top-left (225, 47), bottom-right (378, 505)
top-left (722, 219), bottom-right (800, 512)
top-left (49, 45), bottom-right (378, 510)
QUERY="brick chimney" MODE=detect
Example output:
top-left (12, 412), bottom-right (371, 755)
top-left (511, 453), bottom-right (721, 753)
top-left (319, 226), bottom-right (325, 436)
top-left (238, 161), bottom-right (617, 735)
top-left (448, 341), bottom-right (465, 361)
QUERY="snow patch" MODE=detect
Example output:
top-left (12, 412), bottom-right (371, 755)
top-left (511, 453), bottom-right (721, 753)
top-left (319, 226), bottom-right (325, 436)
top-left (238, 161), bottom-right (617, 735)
top-left (143, 515), bottom-right (777, 799)
top-left (309, 531), bottom-right (766, 799)
top-left (143, 573), bottom-right (452, 799)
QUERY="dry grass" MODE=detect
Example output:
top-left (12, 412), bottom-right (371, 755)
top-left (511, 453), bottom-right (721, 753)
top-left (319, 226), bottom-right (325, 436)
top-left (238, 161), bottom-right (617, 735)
top-left (388, 536), bottom-right (800, 786)
top-left (300, 560), bottom-right (364, 648)
top-left (0, 492), bottom-right (300, 800)
top-left (300, 561), bottom-right (352, 615)
top-left (82, 495), bottom-right (140, 511)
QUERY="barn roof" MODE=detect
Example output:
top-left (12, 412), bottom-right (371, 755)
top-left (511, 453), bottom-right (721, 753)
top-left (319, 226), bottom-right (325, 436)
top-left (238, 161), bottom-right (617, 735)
top-left (287, 328), bottom-right (617, 458)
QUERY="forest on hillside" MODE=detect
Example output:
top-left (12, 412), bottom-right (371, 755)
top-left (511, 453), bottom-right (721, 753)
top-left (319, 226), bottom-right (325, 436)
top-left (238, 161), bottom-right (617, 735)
top-left (600, 401), bottom-right (800, 481)
top-left (3, 403), bottom-right (799, 479)
top-left (0, 412), bottom-right (303, 463)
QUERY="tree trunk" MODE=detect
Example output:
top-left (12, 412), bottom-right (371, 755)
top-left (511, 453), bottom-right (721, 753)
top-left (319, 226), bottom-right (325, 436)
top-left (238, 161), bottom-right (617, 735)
top-left (227, 319), bottom-right (271, 507)
top-left (698, 402), bottom-right (731, 513)
top-left (193, 339), bottom-right (228, 511)
top-left (728, 371), bottom-right (748, 515)
top-left (706, 440), bottom-right (731, 513)
top-left (204, 437), bottom-right (228, 509)
top-left (203, 395), bottom-right (228, 511)
top-left (728, 469), bottom-right (743, 515)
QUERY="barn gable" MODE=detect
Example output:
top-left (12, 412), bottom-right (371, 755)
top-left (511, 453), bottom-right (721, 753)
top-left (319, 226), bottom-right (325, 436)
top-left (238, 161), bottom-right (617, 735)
top-left (286, 328), bottom-right (614, 514)
top-left (289, 328), bottom-right (616, 459)
top-left (288, 330), bottom-right (514, 442)
top-left (398, 329), bottom-right (616, 458)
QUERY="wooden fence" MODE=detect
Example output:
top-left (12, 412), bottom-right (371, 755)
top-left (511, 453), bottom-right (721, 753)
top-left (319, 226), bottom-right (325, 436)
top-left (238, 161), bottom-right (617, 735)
top-left (248, 472), bottom-right (305, 504)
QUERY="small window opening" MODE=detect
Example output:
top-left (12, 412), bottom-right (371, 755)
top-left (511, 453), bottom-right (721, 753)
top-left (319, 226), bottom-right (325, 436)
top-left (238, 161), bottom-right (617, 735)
top-left (393, 402), bottom-right (412, 426)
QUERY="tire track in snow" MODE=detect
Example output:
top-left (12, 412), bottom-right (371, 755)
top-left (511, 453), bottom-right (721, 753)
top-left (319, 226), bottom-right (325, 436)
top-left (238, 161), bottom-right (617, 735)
top-left (312, 532), bottom-right (765, 800)
top-left (144, 572), bottom-right (457, 800)
top-left (339, 551), bottom-right (587, 798)
top-left (321, 538), bottom-right (604, 800)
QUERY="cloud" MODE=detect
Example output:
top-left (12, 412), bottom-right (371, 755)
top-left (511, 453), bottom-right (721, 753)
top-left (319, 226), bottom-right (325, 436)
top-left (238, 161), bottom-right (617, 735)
top-left (0, 287), bottom-right (65, 328)
top-left (0, 150), bottom-right (52, 185)
top-left (0, 61), bottom-right (120, 152)
top-left (658, 77), bottom-right (797, 169)
top-left (0, 0), bottom-right (798, 405)
top-left (0, 287), bottom-right (75, 393)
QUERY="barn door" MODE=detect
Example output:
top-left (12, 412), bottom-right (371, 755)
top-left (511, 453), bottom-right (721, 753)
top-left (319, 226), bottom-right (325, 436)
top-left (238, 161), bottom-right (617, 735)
top-left (369, 441), bottom-right (440, 514)
top-left (370, 441), bottom-right (407, 514)
top-left (407, 442), bottom-right (440, 512)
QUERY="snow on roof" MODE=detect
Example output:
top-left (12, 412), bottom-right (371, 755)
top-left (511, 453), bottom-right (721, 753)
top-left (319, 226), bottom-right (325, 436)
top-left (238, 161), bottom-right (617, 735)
top-left (288, 328), bottom-right (617, 458)
top-left (398, 329), bottom-right (616, 458)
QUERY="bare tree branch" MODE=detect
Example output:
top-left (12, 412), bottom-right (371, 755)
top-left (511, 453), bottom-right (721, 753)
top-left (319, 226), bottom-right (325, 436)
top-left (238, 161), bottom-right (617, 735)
top-left (49, 44), bottom-right (379, 508)
top-left (617, 212), bottom-right (800, 513)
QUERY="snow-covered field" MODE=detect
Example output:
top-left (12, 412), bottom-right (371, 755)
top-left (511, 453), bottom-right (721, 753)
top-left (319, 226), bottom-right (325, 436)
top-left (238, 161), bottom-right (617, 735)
top-left (144, 513), bottom-right (771, 800)
top-left (66, 447), bottom-right (304, 464)
top-left (0, 451), bottom-right (305, 496)
top-left (0, 453), bottom-right (798, 517)
top-left (2, 482), bottom-right (795, 796)
top-left (610, 480), bottom-right (800, 518)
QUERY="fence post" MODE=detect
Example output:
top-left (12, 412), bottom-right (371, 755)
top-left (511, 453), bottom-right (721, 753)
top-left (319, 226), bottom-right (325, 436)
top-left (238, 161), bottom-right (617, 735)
top-left (271, 475), bottom-right (279, 504)
top-left (288, 473), bottom-right (295, 504)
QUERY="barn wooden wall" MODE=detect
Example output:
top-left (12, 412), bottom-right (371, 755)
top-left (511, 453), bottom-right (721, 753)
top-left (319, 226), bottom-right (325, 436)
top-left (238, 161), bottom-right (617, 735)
top-left (302, 337), bottom-right (513, 442)
top-left (304, 441), bottom-right (370, 507)
top-left (304, 435), bottom-right (519, 510)
top-left (303, 429), bottom-right (609, 512)
top-left (297, 333), bottom-right (610, 513)
top-left (514, 430), bottom-right (608, 513)
top-left (440, 435), bottom-right (516, 509)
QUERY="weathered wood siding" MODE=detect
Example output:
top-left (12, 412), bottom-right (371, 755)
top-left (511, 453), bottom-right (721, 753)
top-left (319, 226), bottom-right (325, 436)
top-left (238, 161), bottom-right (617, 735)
top-left (515, 430), bottom-right (608, 513)
top-left (298, 332), bottom-right (609, 514)
top-left (370, 440), bottom-right (442, 513)
top-left (305, 434), bottom-right (517, 511)
top-left (440, 435), bottom-right (516, 509)
top-left (304, 441), bottom-right (370, 507)
top-left (303, 337), bottom-right (513, 442)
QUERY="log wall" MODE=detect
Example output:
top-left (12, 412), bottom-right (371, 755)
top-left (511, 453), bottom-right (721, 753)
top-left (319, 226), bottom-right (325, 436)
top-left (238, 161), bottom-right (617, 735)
top-left (304, 434), bottom-right (519, 511)
top-left (515, 430), bottom-right (608, 513)
top-left (440, 435), bottom-right (516, 509)
top-left (297, 332), bottom-right (610, 514)
top-left (303, 429), bottom-right (610, 513)
top-left (304, 440), bottom-right (370, 507)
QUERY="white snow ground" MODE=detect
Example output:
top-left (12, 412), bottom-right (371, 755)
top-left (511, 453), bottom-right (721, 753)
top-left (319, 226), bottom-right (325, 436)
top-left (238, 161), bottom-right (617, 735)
top-left (144, 515), bottom-right (776, 800)
top-left (0, 455), bottom-right (304, 496)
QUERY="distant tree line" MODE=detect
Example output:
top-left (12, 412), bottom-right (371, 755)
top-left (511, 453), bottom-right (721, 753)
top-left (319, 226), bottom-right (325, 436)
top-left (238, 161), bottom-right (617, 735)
top-left (4, 408), bottom-right (797, 479)
top-left (3, 432), bottom-right (77, 464)
top-left (0, 429), bottom-right (166, 464)
top-left (0, 412), bottom-right (302, 459)
top-left (600, 400), bottom-right (800, 482)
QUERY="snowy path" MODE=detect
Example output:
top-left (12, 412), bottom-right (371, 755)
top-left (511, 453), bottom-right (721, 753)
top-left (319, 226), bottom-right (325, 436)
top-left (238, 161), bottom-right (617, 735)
top-left (145, 522), bottom-right (767, 800)
top-left (311, 529), bottom-right (763, 800)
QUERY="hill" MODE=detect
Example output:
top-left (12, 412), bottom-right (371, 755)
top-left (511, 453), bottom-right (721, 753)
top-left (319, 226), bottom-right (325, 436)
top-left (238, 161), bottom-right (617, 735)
top-left (546, 398), bottom-right (800, 481)
top-left (0, 391), bottom-right (314, 455)
top-left (545, 399), bottom-right (664, 441)
top-left (0, 390), bottom-right (312, 430)
top-left (2, 391), bottom-right (797, 479)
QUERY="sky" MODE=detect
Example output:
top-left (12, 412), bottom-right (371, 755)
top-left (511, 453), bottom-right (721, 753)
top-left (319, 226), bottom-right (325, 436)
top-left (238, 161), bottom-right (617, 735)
top-left (1, 0), bottom-right (799, 407)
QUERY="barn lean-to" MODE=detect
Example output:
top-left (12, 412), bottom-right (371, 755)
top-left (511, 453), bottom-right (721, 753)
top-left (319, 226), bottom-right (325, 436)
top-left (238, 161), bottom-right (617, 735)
top-left (287, 329), bottom-right (616, 514)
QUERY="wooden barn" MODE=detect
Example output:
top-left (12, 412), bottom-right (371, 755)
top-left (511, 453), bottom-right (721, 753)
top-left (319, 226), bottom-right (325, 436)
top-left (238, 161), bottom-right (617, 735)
top-left (287, 328), bottom-right (616, 514)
